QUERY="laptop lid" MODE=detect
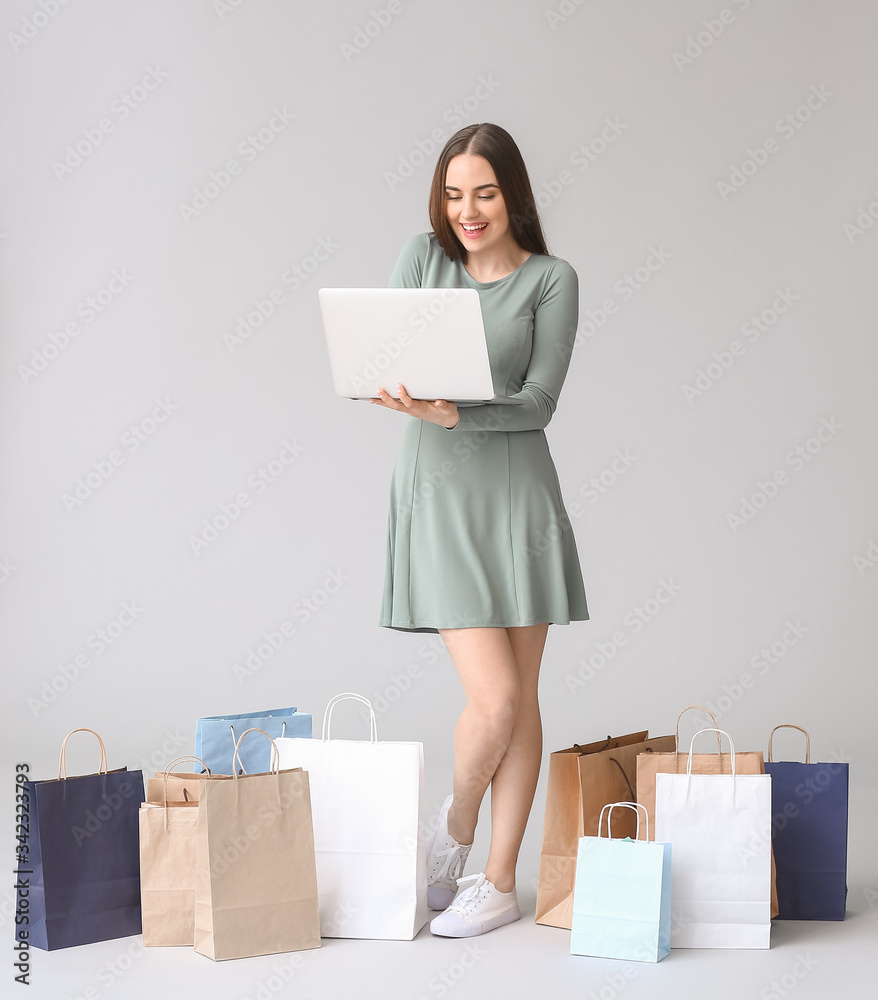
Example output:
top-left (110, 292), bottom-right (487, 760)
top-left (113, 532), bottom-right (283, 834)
top-left (318, 287), bottom-right (521, 404)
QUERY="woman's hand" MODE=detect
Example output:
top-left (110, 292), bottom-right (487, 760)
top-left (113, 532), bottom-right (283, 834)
top-left (370, 384), bottom-right (459, 429)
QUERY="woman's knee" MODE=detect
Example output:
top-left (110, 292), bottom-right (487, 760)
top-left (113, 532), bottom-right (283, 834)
top-left (467, 684), bottom-right (520, 737)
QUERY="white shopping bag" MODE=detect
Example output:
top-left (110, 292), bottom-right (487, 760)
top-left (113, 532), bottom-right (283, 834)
top-left (276, 693), bottom-right (427, 940)
top-left (655, 728), bottom-right (772, 949)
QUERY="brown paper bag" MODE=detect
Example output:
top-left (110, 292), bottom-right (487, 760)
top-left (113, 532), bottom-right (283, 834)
top-left (139, 799), bottom-right (200, 946)
top-left (193, 728), bottom-right (321, 961)
top-left (147, 755), bottom-right (231, 804)
top-left (535, 730), bottom-right (675, 929)
top-left (140, 756), bottom-right (229, 947)
top-left (636, 706), bottom-right (779, 917)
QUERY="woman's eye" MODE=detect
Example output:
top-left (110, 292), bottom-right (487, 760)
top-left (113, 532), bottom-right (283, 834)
top-left (478, 195), bottom-right (495, 201)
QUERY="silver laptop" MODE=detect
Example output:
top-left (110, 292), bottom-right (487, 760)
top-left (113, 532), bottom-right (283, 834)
top-left (318, 287), bottom-right (523, 405)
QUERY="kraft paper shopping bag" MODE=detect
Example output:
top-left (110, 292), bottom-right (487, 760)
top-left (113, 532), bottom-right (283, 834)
top-left (193, 729), bottom-right (320, 961)
top-left (535, 729), bottom-right (674, 929)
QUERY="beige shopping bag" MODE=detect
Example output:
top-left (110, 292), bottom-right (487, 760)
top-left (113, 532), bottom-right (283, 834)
top-left (535, 730), bottom-right (675, 930)
top-left (147, 755), bottom-right (231, 803)
top-left (140, 757), bottom-right (225, 947)
top-left (636, 705), bottom-right (779, 917)
top-left (193, 729), bottom-right (321, 961)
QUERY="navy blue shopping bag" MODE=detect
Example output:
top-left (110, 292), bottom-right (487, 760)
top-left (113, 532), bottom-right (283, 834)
top-left (195, 706), bottom-right (311, 775)
top-left (19, 729), bottom-right (144, 950)
top-left (765, 725), bottom-right (848, 920)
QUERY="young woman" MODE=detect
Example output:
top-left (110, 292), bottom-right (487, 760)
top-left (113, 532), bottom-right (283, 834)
top-left (371, 123), bottom-right (588, 937)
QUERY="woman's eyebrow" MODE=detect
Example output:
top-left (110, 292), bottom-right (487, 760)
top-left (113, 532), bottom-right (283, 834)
top-left (444, 183), bottom-right (500, 191)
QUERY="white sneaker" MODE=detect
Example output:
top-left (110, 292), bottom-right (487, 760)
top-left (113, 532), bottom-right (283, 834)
top-left (426, 794), bottom-right (472, 911)
top-left (430, 873), bottom-right (521, 937)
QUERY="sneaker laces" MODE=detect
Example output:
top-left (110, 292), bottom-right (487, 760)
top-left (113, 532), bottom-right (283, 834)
top-left (430, 840), bottom-right (471, 882)
top-left (447, 872), bottom-right (489, 914)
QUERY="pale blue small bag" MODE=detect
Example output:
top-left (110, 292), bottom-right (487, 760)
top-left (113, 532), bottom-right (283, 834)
top-left (195, 706), bottom-right (311, 775)
top-left (571, 801), bottom-right (671, 963)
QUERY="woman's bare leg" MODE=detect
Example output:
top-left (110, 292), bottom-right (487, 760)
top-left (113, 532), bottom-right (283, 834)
top-left (437, 622), bottom-right (549, 892)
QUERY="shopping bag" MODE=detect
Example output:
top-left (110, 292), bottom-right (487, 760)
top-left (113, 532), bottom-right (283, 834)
top-left (19, 729), bottom-right (143, 950)
top-left (195, 706), bottom-right (311, 775)
top-left (193, 729), bottom-right (320, 961)
top-left (765, 724), bottom-right (848, 920)
top-left (571, 802), bottom-right (671, 963)
top-left (139, 757), bottom-right (205, 946)
top-left (636, 704), bottom-right (779, 918)
top-left (276, 692), bottom-right (427, 940)
top-left (655, 729), bottom-right (772, 949)
top-left (535, 729), bottom-right (675, 929)
top-left (635, 705), bottom-right (768, 832)
top-left (146, 755), bottom-right (232, 803)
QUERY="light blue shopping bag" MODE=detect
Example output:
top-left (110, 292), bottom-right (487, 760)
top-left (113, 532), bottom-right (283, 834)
top-left (571, 802), bottom-right (671, 963)
top-left (195, 706), bottom-right (311, 775)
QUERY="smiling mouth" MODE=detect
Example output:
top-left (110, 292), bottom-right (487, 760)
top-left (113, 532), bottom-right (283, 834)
top-left (460, 222), bottom-right (488, 240)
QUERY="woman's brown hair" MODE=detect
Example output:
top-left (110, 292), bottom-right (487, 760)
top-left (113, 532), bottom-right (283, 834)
top-left (428, 123), bottom-right (548, 262)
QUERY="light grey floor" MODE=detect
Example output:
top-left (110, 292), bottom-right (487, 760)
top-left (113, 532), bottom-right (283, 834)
top-left (13, 780), bottom-right (875, 1000)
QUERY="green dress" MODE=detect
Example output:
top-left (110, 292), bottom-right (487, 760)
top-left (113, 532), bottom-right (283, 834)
top-left (380, 232), bottom-right (589, 633)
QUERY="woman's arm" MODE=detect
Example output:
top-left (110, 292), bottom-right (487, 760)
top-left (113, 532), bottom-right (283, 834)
top-left (447, 258), bottom-right (579, 434)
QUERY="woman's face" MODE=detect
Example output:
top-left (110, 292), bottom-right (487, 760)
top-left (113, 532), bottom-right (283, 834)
top-left (444, 154), bottom-right (515, 254)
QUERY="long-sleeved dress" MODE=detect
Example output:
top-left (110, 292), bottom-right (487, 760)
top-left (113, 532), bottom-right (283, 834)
top-left (380, 232), bottom-right (589, 633)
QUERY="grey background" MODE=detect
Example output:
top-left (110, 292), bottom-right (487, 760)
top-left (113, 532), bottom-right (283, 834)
top-left (1, 1), bottom-right (876, 997)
